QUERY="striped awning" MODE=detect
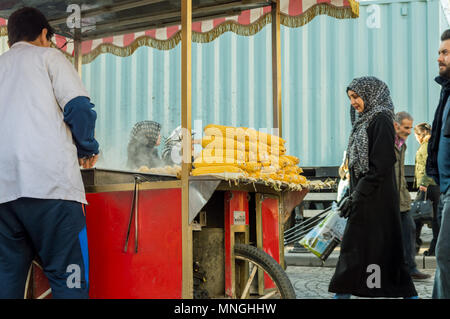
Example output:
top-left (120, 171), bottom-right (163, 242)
top-left (0, 0), bottom-right (358, 63)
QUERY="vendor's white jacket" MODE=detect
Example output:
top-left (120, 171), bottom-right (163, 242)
top-left (0, 41), bottom-right (89, 204)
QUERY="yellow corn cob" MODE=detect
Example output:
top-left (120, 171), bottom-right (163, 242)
top-left (248, 171), bottom-right (261, 179)
top-left (246, 128), bottom-right (286, 146)
top-left (204, 125), bottom-right (285, 147)
top-left (274, 155), bottom-right (296, 168)
top-left (283, 166), bottom-right (303, 175)
top-left (198, 149), bottom-right (246, 162)
top-left (194, 156), bottom-right (242, 166)
top-left (268, 173), bottom-right (279, 180)
top-left (202, 136), bottom-right (246, 151)
top-left (283, 174), bottom-right (293, 183)
top-left (299, 175), bottom-right (307, 184)
top-left (191, 165), bottom-right (245, 176)
top-left (291, 175), bottom-right (307, 184)
top-left (284, 155), bottom-right (300, 165)
top-left (261, 166), bottom-right (278, 174)
top-left (238, 162), bottom-right (262, 173)
top-left (194, 159), bottom-right (237, 167)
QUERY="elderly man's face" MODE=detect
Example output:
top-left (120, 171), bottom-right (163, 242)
top-left (394, 119), bottom-right (413, 141)
top-left (438, 39), bottom-right (450, 78)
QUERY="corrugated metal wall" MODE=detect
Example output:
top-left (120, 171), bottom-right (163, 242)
top-left (83, 27), bottom-right (276, 169)
top-left (83, 0), bottom-right (441, 169)
top-left (0, 0), bottom-right (441, 169)
top-left (279, 0), bottom-right (440, 167)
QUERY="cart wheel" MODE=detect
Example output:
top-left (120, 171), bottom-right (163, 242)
top-left (234, 244), bottom-right (296, 299)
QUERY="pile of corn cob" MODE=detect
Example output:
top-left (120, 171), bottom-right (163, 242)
top-left (192, 124), bottom-right (307, 186)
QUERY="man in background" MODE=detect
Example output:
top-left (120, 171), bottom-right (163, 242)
top-left (394, 111), bottom-right (431, 281)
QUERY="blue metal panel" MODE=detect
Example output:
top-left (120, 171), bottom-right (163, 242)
top-left (82, 0), bottom-right (440, 169)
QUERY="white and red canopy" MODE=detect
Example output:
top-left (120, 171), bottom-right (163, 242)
top-left (0, 0), bottom-right (358, 63)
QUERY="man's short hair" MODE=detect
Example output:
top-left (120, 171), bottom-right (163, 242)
top-left (7, 7), bottom-right (54, 46)
top-left (442, 29), bottom-right (450, 42)
top-left (395, 111), bottom-right (413, 124)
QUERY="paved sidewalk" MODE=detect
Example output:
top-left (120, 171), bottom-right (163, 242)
top-left (285, 223), bottom-right (436, 268)
top-left (285, 266), bottom-right (435, 299)
top-left (285, 250), bottom-right (437, 269)
top-left (284, 222), bottom-right (437, 298)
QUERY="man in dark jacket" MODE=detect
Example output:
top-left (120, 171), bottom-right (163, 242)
top-left (427, 29), bottom-right (450, 299)
top-left (394, 112), bottom-right (430, 280)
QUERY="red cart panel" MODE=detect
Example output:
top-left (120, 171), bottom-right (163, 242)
top-left (86, 188), bottom-right (182, 299)
top-left (260, 196), bottom-right (280, 289)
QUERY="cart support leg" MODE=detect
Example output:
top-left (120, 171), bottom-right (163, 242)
top-left (181, 0), bottom-right (193, 299)
top-left (224, 191), bottom-right (249, 298)
top-left (181, 0), bottom-right (194, 299)
top-left (271, 0), bottom-right (282, 137)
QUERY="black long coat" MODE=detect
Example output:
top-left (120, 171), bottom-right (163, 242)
top-left (329, 113), bottom-right (417, 298)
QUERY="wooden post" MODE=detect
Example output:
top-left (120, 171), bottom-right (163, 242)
top-left (181, 0), bottom-right (193, 299)
top-left (74, 29), bottom-right (82, 77)
top-left (271, 0), bottom-right (282, 137)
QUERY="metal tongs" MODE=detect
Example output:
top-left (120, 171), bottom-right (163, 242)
top-left (124, 175), bottom-right (142, 253)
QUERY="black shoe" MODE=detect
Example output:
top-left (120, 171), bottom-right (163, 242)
top-left (424, 250), bottom-right (435, 257)
top-left (410, 271), bottom-right (431, 281)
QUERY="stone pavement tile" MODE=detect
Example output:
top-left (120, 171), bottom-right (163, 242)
top-left (285, 266), bottom-right (436, 299)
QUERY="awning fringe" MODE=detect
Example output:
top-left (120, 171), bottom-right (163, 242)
top-left (0, 1), bottom-right (359, 64)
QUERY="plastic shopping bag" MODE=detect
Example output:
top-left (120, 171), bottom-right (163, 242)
top-left (299, 202), bottom-right (347, 261)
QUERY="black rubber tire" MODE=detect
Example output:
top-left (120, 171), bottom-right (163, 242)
top-left (234, 244), bottom-right (296, 299)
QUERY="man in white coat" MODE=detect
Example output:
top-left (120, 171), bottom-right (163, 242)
top-left (0, 7), bottom-right (99, 298)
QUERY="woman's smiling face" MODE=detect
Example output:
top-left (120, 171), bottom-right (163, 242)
top-left (347, 90), bottom-right (365, 113)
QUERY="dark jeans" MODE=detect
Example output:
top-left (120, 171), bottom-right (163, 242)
top-left (400, 211), bottom-right (418, 274)
top-left (433, 188), bottom-right (450, 299)
top-left (415, 185), bottom-right (441, 253)
top-left (0, 198), bottom-right (89, 299)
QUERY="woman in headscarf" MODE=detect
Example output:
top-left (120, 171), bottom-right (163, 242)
top-left (127, 120), bottom-right (163, 170)
top-left (329, 76), bottom-right (418, 298)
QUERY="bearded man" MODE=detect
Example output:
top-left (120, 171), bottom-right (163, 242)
top-left (427, 29), bottom-right (450, 299)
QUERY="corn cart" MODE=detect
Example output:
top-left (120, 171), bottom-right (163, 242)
top-left (0, 0), bottom-right (358, 299)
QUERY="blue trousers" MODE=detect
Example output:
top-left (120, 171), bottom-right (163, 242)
top-left (433, 188), bottom-right (450, 299)
top-left (0, 198), bottom-right (89, 299)
top-left (400, 211), bottom-right (418, 274)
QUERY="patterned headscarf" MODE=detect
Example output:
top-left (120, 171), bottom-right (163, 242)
top-left (346, 76), bottom-right (395, 179)
top-left (129, 120), bottom-right (161, 148)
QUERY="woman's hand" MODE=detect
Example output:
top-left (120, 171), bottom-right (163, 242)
top-left (419, 185), bottom-right (428, 193)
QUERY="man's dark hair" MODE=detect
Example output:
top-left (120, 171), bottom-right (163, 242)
top-left (441, 29), bottom-right (450, 42)
top-left (7, 7), bottom-right (54, 46)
